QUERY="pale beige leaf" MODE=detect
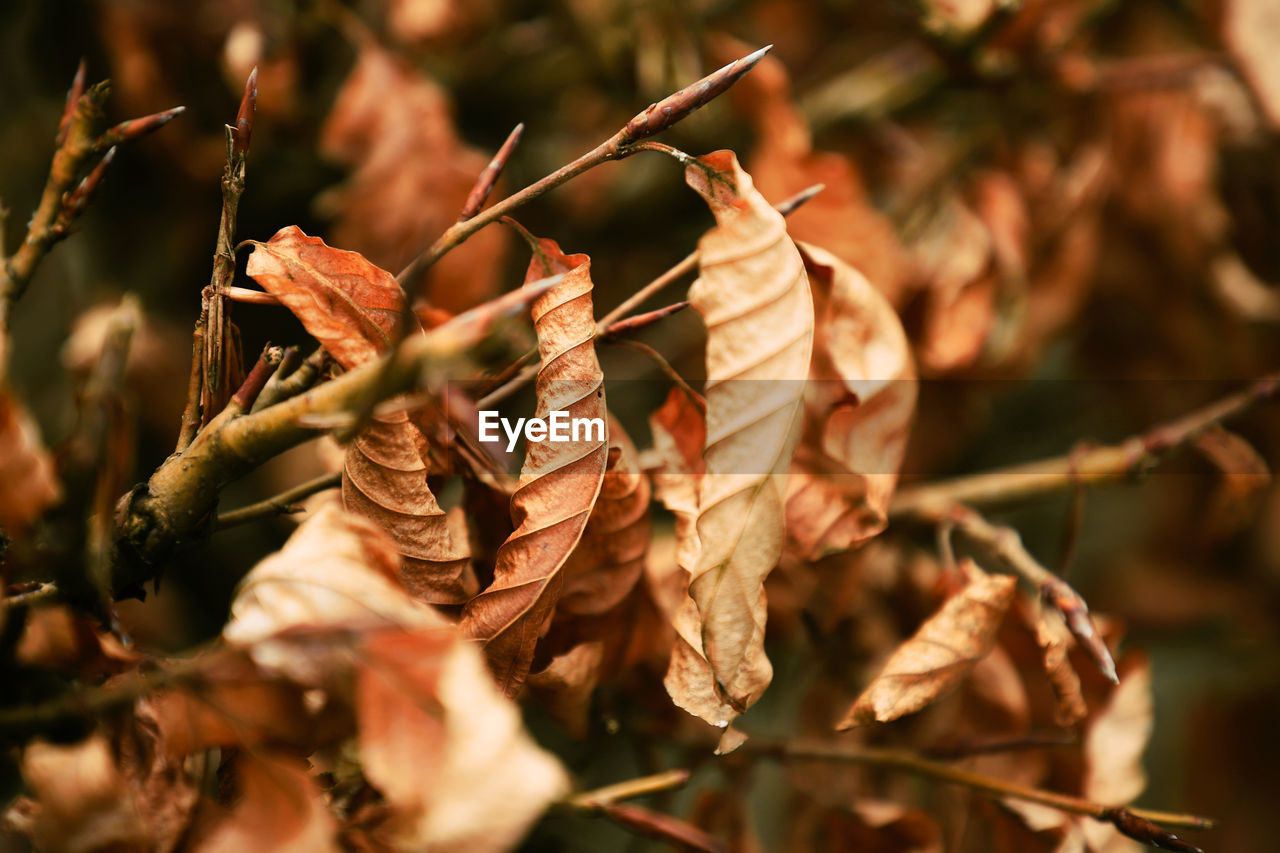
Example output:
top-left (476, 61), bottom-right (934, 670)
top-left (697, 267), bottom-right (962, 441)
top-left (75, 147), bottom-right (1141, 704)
top-left (786, 242), bottom-right (916, 559)
top-left (356, 627), bottom-right (570, 852)
top-left (1081, 659), bottom-right (1152, 852)
top-left (459, 236), bottom-right (608, 696)
top-left (646, 387), bottom-right (706, 576)
top-left (223, 502), bottom-right (444, 685)
top-left (664, 150), bottom-right (814, 729)
top-left (838, 563), bottom-right (1016, 728)
top-left (1222, 0), bottom-right (1280, 131)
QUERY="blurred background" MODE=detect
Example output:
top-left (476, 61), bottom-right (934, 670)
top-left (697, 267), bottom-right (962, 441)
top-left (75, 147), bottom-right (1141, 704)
top-left (3, 0), bottom-right (1280, 850)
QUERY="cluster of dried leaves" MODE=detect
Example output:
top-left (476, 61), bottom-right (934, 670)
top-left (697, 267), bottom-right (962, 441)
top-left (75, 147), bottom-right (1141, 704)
top-left (5, 0), bottom-right (1280, 849)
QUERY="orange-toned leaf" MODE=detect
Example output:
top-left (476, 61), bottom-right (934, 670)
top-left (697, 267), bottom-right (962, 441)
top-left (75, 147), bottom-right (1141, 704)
top-left (646, 387), bottom-right (706, 577)
top-left (318, 42), bottom-right (507, 313)
top-left (192, 752), bottom-right (338, 853)
top-left (838, 562), bottom-right (1017, 728)
top-left (459, 236), bottom-right (608, 696)
top-left (664, 150), bottom-right (814, 736)
top-left (245, 225), bottom-right (403, 371)
top-left (786, 242), bottom-right (916, 559)
top-left (0, 388), bottom-right (60, 532)
top-left (355, 627), bottom-right (569, 852)
top-left (558, 415), bottom-right (651, 616)
top-left (1031, 600), bottom-right (1089, 727)
top-left (525, 641), bottom-right (604, 738)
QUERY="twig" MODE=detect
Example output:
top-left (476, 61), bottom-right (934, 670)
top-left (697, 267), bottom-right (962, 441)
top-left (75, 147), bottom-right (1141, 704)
top-left (565, 769), bottom-right (692, 809)
top-left (890, 373), bottom-right (1280, 517)
top-left (215, 471), bottom-right (342, 530)
top-left (459, 123), bottom-right (524, 223)
top-left (3, 582), bottom-right (60, 609)
top-left (197, 68), bottom-right (257, 423)
top-left (0, 63), bottom-right (182, 346)
top-left (599, 301), bottom-right (689, 339)
top-left (395, 45), bottom-right (773, 301)
top-left (112, 276), bottom-right (562, 595)
top-left (755, 739), bottom-right (1215, 831)
top-left (253, 346), bottom-right (328, 413)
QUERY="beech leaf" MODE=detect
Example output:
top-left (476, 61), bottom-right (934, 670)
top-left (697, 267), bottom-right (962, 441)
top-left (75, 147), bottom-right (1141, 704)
top-left (356, 627), bottom-right (570, 852)
top-left (192, 753), bottom-right (337, 853)
top-left (246, 225), bottom-right (476, 604)
top-left (0, 389), bottom-right (61, 532)
top-left (664, 150), bottom-right (814, 732)
top-left (459, 235), bottom-right (608, 696)
top-left (838, 562), bottom-right (1016, 728)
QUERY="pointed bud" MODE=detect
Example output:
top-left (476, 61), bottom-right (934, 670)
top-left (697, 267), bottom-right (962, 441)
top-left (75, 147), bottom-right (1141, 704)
top-left (459, 122), bottom-right (524, 222)
top-left (616, 45), bottom-right (771, 146)
top-left (98, 105), bottom-right (185, 150)
top-left (57, 59), bottom-right (89, 146)
top-left (65, 147), bottom-right (117, 217)
top-left (775, 183), bottom-right (826, 217)
top-left (232, 66), bottom-right (258, 156)
top-left (1103, 808), bottom-right (1205, 853)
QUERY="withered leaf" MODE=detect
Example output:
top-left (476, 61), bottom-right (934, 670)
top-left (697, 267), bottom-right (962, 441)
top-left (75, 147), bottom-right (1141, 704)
top-left (525, 641), bottom-right (605, 738)
top-left (459, 236), bottom-right (608, 696)
top-left (558, 415), bottom-right (651, 617)
top-left (245, 225), bottom-right (403, 370)
top-left (223, 503), bottom-right (444, 685)
top-left (356, 627), bottom-right (569, 852)
top-left (0, 388), bottom-right (61, 532)
top-left (787, 242), bottom-right (916, 560)
top-left (1081, 658), bottom-right (1153, 852)
top-left (664, 150), bottom-right (813, 734)
top-left (646, 386), bottom-right (706, 577)
top-left (1032, 599), bottom-right (1089, 727)
top-left (245, 225), bottom-right (476, 604)
top-left (838, 562), bottom-right (1016, 728)
top-left (192, 752), bottom-right (338, 853)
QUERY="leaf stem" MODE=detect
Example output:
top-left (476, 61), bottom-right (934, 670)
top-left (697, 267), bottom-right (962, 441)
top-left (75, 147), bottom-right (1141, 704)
top-left (214, 471), bottom-right (342, 530)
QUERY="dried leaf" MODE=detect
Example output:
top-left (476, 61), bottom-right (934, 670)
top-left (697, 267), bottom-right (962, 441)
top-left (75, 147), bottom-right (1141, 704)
top-left (664, 150), bottom-right (814, 730)
top-left (319, 43), bottom-right (507, 313)
top-left (1081, 658), bottom-right (1153, 852)
top-left (1032, 600), bottom-right (1089, 727)
top-left (646, 387), bottom-right (706, 576)
top-left (525, 641), bottom-right (604, 737)
top-left (223, 503), bottom-right (443, 685)
top-left (786, 242), bottom-right (916, 559)
top-left (246, 225), bottom-right (403, 370)
top-left (460, 236), bottom-right (608, 696)
top-left (245, 226), bottom-right (476, 604)
top-left (0, 388), bottom-right (61, 531)
top-left (355, 627), bottom-right (570, 852)
top-left (558, 415), bottom-right (651, 616)
top-left (192, 753), bottom-right (338, 853)
top-left (8, 723), bottom-right (198, 853)
top-left (838, 562), bottom-right (1016, 728)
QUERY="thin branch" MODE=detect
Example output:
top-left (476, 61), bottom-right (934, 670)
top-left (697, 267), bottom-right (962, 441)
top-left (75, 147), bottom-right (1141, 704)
top-left (755, 739), bottom-right (1215, 831)
top-left (214, 471), bottom-right (342, 530)
top-left (599, 301), bottom-right (689, 339)
top-left (0, 64), bottom-right (182, 344)
top-left (3, 582), bottom-right (60, 609)
top-left (459, 123), bottom-right (524, 222)
top-left (564, 769), bottom-right (692, 809)
top-left (890, 372), bottom-right (1280, 517)
top-left (395, 45), bottom-right (772, 301)
top-left (253, 346), bottom-right (328, 413)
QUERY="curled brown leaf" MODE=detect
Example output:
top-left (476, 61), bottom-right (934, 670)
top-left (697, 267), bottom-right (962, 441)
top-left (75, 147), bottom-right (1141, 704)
top-left (459, 235), bottom-right (608, 696)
